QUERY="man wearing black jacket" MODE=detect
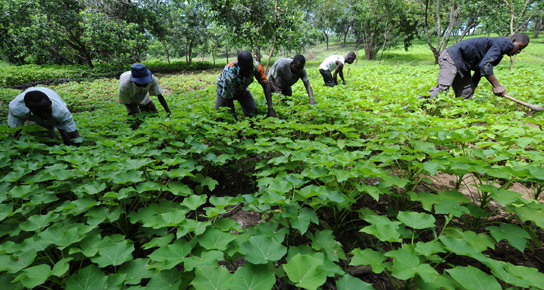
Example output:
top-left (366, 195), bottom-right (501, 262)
top-left (421, 33), bottom-right (529, 100)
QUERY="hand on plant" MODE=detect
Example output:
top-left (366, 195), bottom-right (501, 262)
top-left (342, 81), bottom-right (346, 85)
top-left (492, 85), bottom-right (506, 96)
top-left (309, 98), bottom-right (316, 105)
top-left (267, 107), bottom-right (278, 118)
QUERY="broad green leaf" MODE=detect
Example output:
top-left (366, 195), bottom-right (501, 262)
top-left (504, 263), bottom-right (544, 288)
top-left (486, 224), bottom-right (530, 252)
top-left (0, 204), bottom-right (13, 222)
top-left (19, 264), bottom-right (51, 289)
top-left (397, 211), bottom-right (436, 229)
top-left (240, 236), bottom-right (287, 264)
top-left (167, 181), bottom-right (193, 196)
top-left (361, 215), bottom-right (401, 242)
top-left (146, 268), bottom-right (182, 290)
top-left (482, 259), bottom-right (531, 288)
top-left (90, 239), bottom-right (134, 267)
top-left (76, 182), bottom-right (107, 196)
top-left (282, 206), bottom-right (318, 235)
top-left (492, 189), bottom-right (521, 206)
top-left (183, 250), bottom-right (224, 271)
top-left (105, 274), bottom-right (124, 290)
top-left (230, 263), bottom-right (275, 290)
top-left (119, 158), bottom-right (153, 170)
top-left (118, 259), bottom-right (154, 285)
top-left (199, 227), bottom-right (236, 251)
top-left (283, 254), bottom-right (327, 290)
top-left (308, 230), bottom-right (346, 262)
top-left (0, 249), bottom-right (37, 273)
top-left (385, 248), bottom-right (420, 280)
top-left (443, 230), bottom-right (495, 252)
top-left (434, 199), bottom-right (469, 217)
top-left (142, 234), bottom-right (175, 250)
top-left (110, 170), bottom-right (144, 184)
top-left (349, 248), bottom-right (389, 274)
top-left (51, 257), bottom-right (73, 277)
top-left (514, 204), bottom-right (544, 229)
top-left (336, 275), bottom-right (374, 290)
top-left (148, 239), bottom-right (193, 270)
top-left (191, 174), bottom-right (218, 191)
top-left (66, 264), bottom-right (107, 290)
top-left (191, 265), bottom-right (232, 290)
top-left (9, 184), bottom-right (40, 199)
top-left (414, 240), bottom-right (446, 257)
top-left (439, 236), bottom-right (486, 260)
top-left (447, 266), bottom-right (501, 290)
top-left (181, 195), bottom-right (207, 210)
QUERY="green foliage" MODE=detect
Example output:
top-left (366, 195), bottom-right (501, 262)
top-left (1, 48), bottom-right (544, 289)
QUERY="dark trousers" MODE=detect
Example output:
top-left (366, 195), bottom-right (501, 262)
top-left (279, 86), bottom-right (293, 96)
top-left (319, 69), bottom-right (336, 87)
top-left (125, 101), bottom-right (158, 115)
top-left (215, 90), bottom-right (256, 117)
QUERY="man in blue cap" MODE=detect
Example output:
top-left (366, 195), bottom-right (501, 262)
top-left (118, 64), bottom-right (171, 120)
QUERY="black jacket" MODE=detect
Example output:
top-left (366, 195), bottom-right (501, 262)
top-left (447, 37), bottom-right (514, 87)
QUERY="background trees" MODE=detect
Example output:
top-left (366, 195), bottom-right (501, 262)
top-left (1, 0), bottom-right (543, 67)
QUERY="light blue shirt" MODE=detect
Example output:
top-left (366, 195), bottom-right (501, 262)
top-left (8, 87), bottom-right (78, 132)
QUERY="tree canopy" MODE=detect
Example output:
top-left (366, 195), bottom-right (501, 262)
top-left (1, 0), bottom-right (542, 65)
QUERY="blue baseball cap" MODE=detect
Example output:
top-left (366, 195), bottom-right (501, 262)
top-left (130, 63), bottom-right (152, 84)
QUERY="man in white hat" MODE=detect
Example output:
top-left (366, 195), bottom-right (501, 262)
top-left (118, 63), bottom-right (171, 118)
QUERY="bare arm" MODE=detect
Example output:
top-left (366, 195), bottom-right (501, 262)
top-left (261, 82), bottom-right (277, 117)
top-left (157, 94), bottom-right (171, 116)
top-left (269, 76), bottom-right (280, 93)
top-left (485, 75), bottom-right (506, 96)
top-left (333, 61), bottom-right (344, 84)
top-left (303, 80), bottom-right (316, 104)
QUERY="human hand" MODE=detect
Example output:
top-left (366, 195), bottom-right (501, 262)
top-left (492, 85), bottom-right (506, 96)
top-left (267, 107), bottom-right (278, 118)
top-left (309, 98), bottom-right (316, 105)
top-left (342, 81), bottom-right (346, 85)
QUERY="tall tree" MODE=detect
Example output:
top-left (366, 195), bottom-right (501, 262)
top-left (351, 0), bottom-right (420, 60)
top-left (416, 0), bottom-right (464, 64)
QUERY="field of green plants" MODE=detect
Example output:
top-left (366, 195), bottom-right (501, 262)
top-left (1, 43), bottom-right (544, 290)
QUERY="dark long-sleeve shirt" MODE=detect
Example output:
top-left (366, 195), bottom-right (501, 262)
top-left (447, 37), bottom-right (514, 87)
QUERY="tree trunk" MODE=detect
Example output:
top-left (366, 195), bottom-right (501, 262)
top-left (324, 31), bottom-right (329, 50)
top-left (265, 33), bottom-right (277, 73)
top-left (225, 42), bottom-right (229, 63)
top-left (185, 39), bottom-right (189, 63)
top-left (256, 43), bottom-right (261, 62)
top-left (188, 40), bottom-right (193, 64)
top-left (343, 26), bottom-right (350, 47)
top-left (534, 19), bottom-right (542, 38)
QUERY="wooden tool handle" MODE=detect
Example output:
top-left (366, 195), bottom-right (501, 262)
top-left (503, 94), bottom-right (543, 112)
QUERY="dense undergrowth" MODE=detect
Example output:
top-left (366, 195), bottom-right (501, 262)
top-left (0, 61), bottom-right (222, 87)
top-left (1, 49), bottom-right (544, 290)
